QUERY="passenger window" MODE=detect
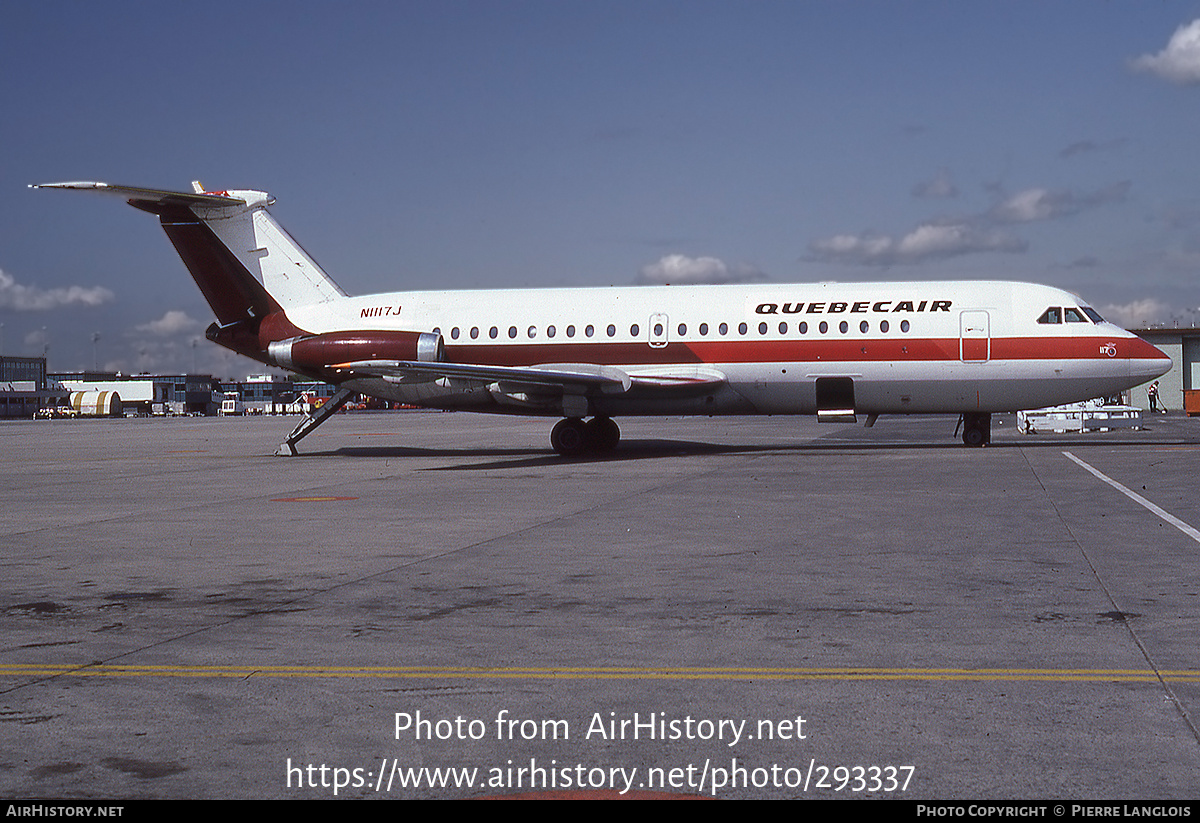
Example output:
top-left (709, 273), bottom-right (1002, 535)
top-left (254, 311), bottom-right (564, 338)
top-left (738, 322), bottom-right (748, 335)
top-left (451, 327), bottom-right (460, 340)
top-left (778, 322), bottom-right (787, 334)
top-left (719, 323), bottom-right (728, 335)
top-left (678, 323), bottom-right (687, 336)
top-left (471, 327), bottom-right (479, 339)
top-left (489, 326), bottom-right (498, 339)
top-left (1037, 307), bottom-right (1062, 324)
top-left (607, 324), bottom-right (616, 337)
top-left (547, 325), bottom-right (556, 338)
top-left (631, 324), bottom-right (640, 336)
top-left (527, 326), bottom-right (536, 338)
top-left (758, 322), bottom-right (768, 334)
top-left (566, 325), bottom-right (575, 338)
top-left (699, 323), bottom-right (708, 335)
top-left (799, 322), bottom-right (808, 334)
top-left (1064, 308), bottom-right (1086, 323)
top-left (819, 321), bottom-right (828, 334)
top-left (585, 325), bottom-right (594, 337)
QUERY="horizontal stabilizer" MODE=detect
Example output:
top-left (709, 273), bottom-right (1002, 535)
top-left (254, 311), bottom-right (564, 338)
top-left (33, 179), bottom-right (344, 320)
top-left (31, 181), bottom-right (249, 208)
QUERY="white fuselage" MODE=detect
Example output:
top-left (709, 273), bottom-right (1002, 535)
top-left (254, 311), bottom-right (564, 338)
top-left (284, 280), bottom-right (1170, 417)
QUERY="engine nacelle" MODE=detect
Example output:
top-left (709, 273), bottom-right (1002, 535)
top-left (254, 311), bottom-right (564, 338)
top-left (267, 330), bottom-right (444, 373)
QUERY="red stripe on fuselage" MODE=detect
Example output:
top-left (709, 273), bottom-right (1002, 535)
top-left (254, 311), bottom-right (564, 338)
top-left (442, 335), bottom-right (1159, 368)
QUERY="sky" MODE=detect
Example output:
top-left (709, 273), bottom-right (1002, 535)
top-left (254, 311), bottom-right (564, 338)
top-left (3, 1), bottom-right (1200, 378)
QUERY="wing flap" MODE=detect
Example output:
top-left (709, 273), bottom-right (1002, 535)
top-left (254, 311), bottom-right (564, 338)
top-left (335, 360), bottom-right (633, 393)
top-left (337, 360), bottom-right (728, 396)
top-left (625, 366), bottom-right (727, 389)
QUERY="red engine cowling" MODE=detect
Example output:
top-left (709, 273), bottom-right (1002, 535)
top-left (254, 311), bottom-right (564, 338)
top-left (267, 330), bottom-right (444, 374)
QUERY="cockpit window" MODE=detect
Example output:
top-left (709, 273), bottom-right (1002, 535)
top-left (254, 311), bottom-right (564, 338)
top-left (1037, 307), bottom-right (1062, 324)
top-left (1082, 307), bottom-right (1104, 324)
top-left (1064, 307), bottom-right (1087, 323)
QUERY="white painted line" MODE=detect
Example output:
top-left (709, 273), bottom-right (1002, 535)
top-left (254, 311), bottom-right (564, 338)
top-left (1063, 451), bottom-right (1200, 545)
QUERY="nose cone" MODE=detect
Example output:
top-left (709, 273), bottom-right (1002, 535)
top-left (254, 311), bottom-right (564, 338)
top-left (1125, 335), bottom-right (1172, 382)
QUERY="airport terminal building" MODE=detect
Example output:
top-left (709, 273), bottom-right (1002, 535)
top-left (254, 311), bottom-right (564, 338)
top-left (42, 371), bottom-right (333, 417)
top-left (1131, 326), bottom-right (1200, 415)
top-left (0, 356), bottom-right (66, 418)
top-left (51, 372), bottom-right (224, 416)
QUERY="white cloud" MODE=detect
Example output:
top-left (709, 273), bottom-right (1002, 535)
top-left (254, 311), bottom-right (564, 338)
top-left (135, 310), bottom-right (204, 336)
top-left (807, 222), bottom-right (1025, 266)
top-left (811, 179), bottom-right (1127, 267)
top-left (636, 254), bottom-right (767, 285)
top-left (989, 183), bottom-right (1130, 224)
top-left (1098, 299), bottom-right (1172, 329)
top-left (991, 189), bottom-right (1060, 223)
top-left (1130, 19), bottom-right (1200, 85)
top-left (24, 328), bottom-right (48, 350)
top-left (0, 268), bottom-right (115, 311)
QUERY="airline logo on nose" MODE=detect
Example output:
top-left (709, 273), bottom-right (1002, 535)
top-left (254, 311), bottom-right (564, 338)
top-left (1100, 343), bottom-right (1117, 357)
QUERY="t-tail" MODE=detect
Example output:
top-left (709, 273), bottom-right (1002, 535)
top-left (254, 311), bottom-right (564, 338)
top-left (30, 181), bottom-right (348, 363)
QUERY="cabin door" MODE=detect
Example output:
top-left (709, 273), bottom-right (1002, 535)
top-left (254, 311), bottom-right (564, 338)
top-left (959, 310), bottom-right (990, 363)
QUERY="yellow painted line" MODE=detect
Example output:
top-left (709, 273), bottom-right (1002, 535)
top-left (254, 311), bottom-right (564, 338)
top-left (3, 665), bottom-right (1199, 682)
top-left (270, 496), bottom-right (359, 502)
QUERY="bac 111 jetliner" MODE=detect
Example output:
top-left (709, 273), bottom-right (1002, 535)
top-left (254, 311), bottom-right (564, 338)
top-left (33, 182), bottom-right (1171, 455)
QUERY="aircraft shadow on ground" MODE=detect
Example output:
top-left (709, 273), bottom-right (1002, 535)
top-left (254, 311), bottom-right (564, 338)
top-left (323, 430), bottom-right (1198, 471)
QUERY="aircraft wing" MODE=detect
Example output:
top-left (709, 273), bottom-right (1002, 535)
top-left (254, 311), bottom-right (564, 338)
top-left (335, 360), bottom-right (726, 395)
top-left (337, 360), bottom-right (632, 393)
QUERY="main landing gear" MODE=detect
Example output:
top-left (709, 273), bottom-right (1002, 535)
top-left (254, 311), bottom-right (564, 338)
top-left (550, 417), bottom-right (621, 456)
top-left (958, 412), bottom-right (992, 447)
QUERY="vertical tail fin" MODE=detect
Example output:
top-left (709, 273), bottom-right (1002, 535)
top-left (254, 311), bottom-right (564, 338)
top-left (194, 186), bottom-right (348, 311)
top-left (30, 182), bottom-right (348, 326)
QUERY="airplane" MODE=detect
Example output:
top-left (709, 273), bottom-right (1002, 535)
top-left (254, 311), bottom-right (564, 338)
top-left (32, 181), bottom-right (1172, 456)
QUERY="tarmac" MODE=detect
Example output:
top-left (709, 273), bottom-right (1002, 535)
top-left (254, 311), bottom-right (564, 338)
top-left (2, 409), bottom-right (1199, 799)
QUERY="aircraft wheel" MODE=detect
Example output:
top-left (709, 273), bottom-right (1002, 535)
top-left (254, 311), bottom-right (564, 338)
top-left (585, 417), bottom-right (620, 452)
top-left (551, 418), bottom-right (588, 455)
